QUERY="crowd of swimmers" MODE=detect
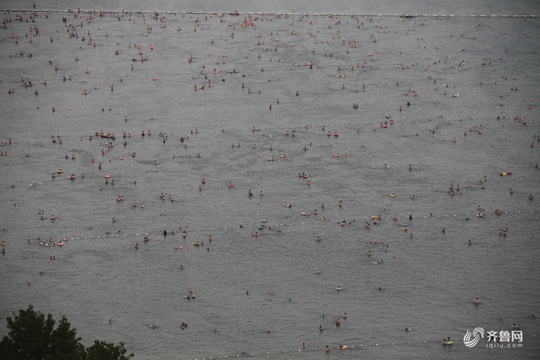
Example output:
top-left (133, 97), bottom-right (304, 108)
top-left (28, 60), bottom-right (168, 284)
top-left (1, 10), bottom-right (538, 356)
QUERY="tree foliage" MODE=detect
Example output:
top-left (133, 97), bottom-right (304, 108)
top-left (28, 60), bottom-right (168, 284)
top-left (0, 305), bottom-right (134, 360)
top-left (87, 340), bottom-right (134, 360)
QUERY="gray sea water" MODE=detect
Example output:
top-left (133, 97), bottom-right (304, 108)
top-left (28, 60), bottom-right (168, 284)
top-left (1, 1), bottom-right (540, 359)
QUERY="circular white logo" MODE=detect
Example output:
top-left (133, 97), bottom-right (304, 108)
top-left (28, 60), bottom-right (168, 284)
top-left (464, 327), bottom-right (485, 348)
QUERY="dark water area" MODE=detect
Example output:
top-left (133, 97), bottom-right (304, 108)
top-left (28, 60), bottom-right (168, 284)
top-left (0, 1), bottom-right (539, 359)
top-left (3, 0), bottom-right (540, 16)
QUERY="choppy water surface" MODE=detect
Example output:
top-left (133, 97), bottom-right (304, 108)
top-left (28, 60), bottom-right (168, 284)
top-left (0, 1), bottom-right (539, 359)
